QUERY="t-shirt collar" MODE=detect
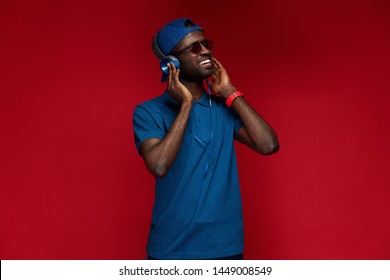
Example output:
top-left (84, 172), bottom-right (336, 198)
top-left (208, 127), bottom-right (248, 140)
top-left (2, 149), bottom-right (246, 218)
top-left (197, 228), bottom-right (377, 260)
top-left (163, 91), bottom-right (211, 107)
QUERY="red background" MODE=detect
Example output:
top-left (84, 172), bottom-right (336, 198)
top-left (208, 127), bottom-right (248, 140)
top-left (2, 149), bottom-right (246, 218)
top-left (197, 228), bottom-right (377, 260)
top-left (1, 0), bottom-right (390, 259)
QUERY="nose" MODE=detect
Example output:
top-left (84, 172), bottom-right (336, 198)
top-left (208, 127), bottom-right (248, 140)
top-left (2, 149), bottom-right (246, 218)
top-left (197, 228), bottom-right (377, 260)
top-left (200, 43), bottom-right (211, 55)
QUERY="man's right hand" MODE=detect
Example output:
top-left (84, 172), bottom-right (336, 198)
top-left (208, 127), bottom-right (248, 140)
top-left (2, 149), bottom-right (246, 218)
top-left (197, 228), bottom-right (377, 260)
top-left (166, 63), bottom-right (193, 104)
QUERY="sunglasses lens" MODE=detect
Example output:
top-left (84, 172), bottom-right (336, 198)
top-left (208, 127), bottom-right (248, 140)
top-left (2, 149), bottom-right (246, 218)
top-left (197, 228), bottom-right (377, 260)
top-left (189, 40), bottom-right (214, 54)
top-left (190, 42), bottom-right (203, 54)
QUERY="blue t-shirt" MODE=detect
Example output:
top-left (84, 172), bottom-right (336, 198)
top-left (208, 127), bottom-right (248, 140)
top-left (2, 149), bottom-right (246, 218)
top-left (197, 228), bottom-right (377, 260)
top-left (133, 91), bottom-right (244, 259)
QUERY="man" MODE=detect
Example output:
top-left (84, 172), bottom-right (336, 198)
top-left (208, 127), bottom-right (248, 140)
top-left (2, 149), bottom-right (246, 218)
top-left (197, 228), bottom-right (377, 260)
top-left (133, 18), bottom-right (279, 260)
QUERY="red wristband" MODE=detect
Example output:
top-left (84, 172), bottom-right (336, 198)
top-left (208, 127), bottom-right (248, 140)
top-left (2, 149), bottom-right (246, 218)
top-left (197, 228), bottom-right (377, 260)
top-left (226, 91), bottom-right (244, 107)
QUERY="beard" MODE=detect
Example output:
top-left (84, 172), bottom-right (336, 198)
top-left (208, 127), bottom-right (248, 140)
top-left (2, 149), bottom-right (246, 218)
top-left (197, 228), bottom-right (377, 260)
top-left (179, 62), bottom-right (214, 83)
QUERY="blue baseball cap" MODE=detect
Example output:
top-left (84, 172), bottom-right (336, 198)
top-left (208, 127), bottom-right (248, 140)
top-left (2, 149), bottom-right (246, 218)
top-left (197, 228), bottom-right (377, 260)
top-left (153, 18), bottom-right (203, 82)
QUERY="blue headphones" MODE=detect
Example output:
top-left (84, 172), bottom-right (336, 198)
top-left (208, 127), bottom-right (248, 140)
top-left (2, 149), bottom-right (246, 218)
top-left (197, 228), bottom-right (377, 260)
top-left (152, 34), bottom-right (180, 74)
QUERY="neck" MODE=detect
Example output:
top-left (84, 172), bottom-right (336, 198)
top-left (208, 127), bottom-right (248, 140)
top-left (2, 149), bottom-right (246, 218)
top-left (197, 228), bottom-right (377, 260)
top-left (181, 80), bottom-right (205, 100)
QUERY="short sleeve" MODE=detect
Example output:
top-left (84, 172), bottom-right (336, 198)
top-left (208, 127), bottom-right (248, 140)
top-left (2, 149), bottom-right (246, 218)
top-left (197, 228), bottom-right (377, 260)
top-left (233, 110), bottom-right (243, 140)
top-left (133, 105), bottom-right (166, 153)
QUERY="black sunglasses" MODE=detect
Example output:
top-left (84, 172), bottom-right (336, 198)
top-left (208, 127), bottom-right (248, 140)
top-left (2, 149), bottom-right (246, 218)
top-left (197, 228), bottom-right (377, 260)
top-left (172, 39), bottom-right (214, 56)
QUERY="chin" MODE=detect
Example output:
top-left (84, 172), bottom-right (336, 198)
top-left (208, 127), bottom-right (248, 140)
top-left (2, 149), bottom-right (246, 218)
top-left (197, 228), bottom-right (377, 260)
top-left (180, 67), bottom-right (213, 82)
top-left (203, 68), bottom-right (214, 78)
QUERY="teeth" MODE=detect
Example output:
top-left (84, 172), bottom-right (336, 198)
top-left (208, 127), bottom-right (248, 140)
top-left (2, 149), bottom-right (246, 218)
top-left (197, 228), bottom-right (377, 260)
top-left (200, 59), bottom-right (211, 65)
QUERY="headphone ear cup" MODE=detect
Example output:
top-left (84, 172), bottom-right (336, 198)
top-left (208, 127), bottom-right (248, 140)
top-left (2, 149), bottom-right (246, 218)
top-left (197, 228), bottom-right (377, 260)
top-left (160, 55), bottom-right (180, 74)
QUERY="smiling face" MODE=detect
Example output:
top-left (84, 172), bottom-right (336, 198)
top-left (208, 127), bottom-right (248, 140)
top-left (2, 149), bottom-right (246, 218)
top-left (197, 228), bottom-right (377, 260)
top-left (170, 31), bottom-right (214, 83)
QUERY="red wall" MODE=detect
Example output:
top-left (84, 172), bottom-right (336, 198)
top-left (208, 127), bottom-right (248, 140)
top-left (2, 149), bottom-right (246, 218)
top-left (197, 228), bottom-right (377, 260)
top-left (1, 0), bottom-right (389, 259)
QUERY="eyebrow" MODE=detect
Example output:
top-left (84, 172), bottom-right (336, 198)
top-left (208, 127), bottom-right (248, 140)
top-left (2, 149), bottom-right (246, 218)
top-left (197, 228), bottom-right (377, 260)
top-left (171, 32), bottom-right (206, 54)
top-left (172, 39), bottom-right (208, 55)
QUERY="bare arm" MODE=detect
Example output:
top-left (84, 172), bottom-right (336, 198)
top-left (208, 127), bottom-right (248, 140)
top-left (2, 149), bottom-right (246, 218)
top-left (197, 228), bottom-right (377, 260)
top-left (210, 58), bottom-right (279, 155)
top-left (233, 97), bottom-right (279, 155)
top-left (139, 63), bottom-right (193, 178)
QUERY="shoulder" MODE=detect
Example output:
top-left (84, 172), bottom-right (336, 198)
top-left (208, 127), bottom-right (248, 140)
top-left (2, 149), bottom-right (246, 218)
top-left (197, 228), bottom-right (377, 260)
top-left (135, 93), bottom-right (165, 111)
top-left (134, 92), bottom-right (179, 117)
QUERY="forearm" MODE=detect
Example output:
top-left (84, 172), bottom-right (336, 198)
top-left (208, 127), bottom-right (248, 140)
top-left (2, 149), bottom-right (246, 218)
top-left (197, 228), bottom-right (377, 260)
top-left (232, 96), bottom-right (279, 154)
top-left (209, 58), bottom-right (278, 154)
top-left (143, 102), bottom-right (192, 177)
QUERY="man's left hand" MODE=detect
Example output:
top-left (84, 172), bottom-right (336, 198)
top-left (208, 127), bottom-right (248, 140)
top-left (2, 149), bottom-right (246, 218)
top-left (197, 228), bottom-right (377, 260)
top-left (210, 58), bottom-right (237, 98)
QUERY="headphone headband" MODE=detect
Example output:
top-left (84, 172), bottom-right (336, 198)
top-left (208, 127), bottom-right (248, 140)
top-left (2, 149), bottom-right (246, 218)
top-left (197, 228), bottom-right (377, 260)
top-left (152, 33), bottom-right (180, 82)
top-left (152, 34), bottom-right (165, 59)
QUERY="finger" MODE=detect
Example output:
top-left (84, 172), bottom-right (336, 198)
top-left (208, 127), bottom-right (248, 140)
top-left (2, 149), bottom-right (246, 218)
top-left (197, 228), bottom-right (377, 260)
top-left (213, 62), bottom-right (222, 73)
top-left (168, 63), bottom-right (177, 90)
top-left (174, 68), bottom-right (180, 83)
top-left (171, 63), bottom-right (178, 81)
top-left (167, 63), bottom-right (173, 87)
top-left (212, 57), bottom-right (222, 68)
top-left (212, 62), bottom-right (222, 76)
top-left (173, 62), bottom-right (180, 76)
top-left (212, 66), bottom-right (220, 79)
